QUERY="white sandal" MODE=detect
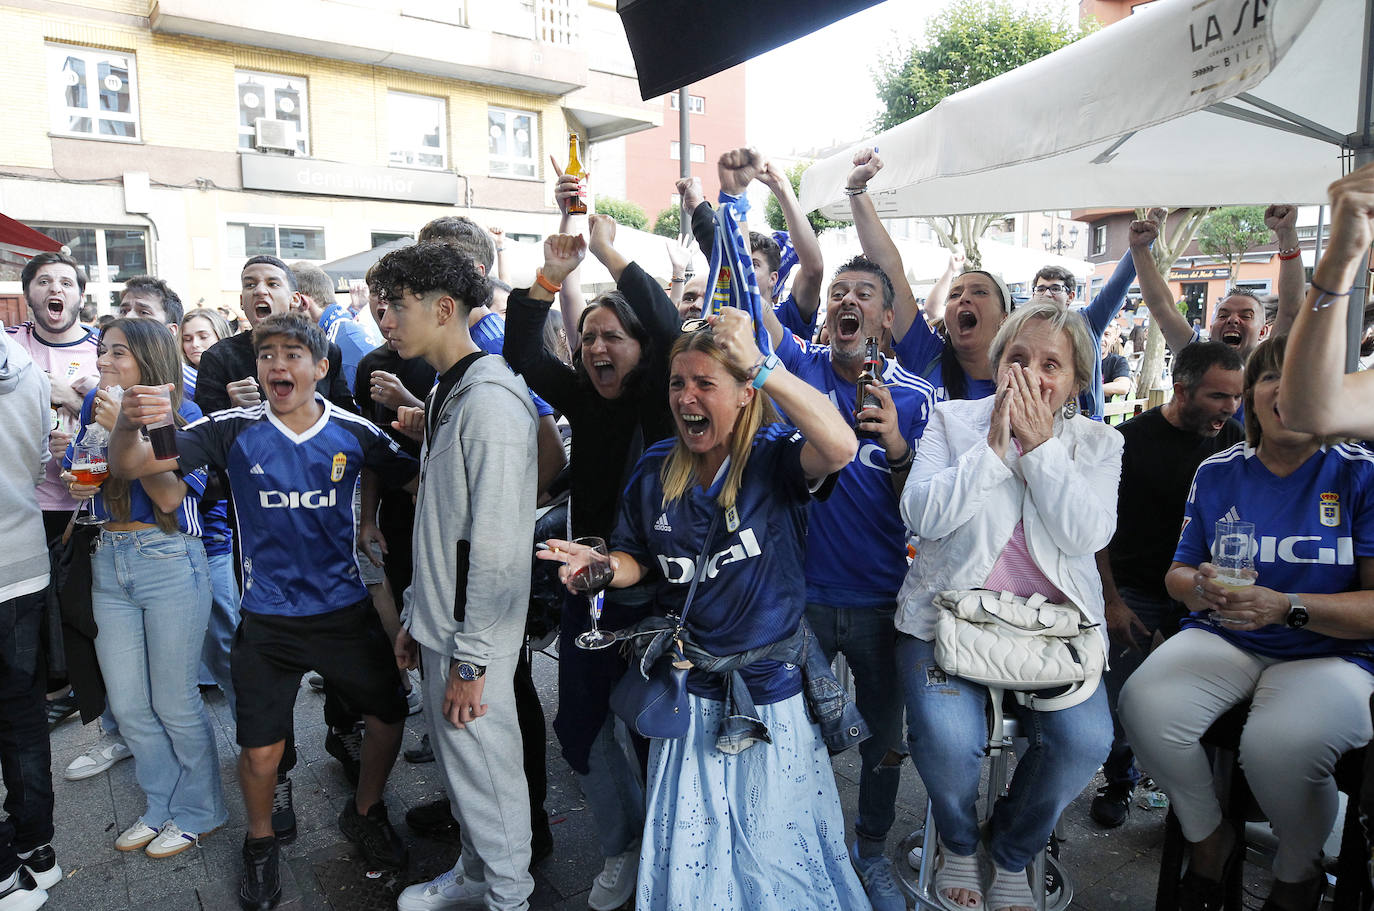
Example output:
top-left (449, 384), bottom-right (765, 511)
top-left (933, 839), bottom-right (983, 910)
top-left (985, 862), bottom-right (1035, 911)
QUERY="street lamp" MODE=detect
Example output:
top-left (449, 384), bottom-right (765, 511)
top-left (1042, 224), bottom-right (1080, 254)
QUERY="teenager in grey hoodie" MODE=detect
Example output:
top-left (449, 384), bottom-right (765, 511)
top-left (0, 326), bottom-right (60, 906)
top-left (374, 244), bottom-right (538, 911)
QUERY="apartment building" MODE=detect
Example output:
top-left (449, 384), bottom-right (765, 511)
top-left (0, 0), bottom-right (659, 316)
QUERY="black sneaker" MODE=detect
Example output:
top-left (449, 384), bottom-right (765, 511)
top-left (271, 775), bottom-right (297, 844)
top-left (17, 843), bottom-right (60, 890)
top-left (0, 867), bottom-right (46, 910)
top-left (238, 836), bottom-right (280, 910)
top-left (339, 799), bottom-right (408, 869)
top-left (325, 724), bottom-right (363, 786)
top-left (404, 797), bottom-right (461, 841)
top-left (1091, 782), bottom-right (1133, 829)
top-left (403, 733), bottom-right (434, 765)
top-left (531, 814), bottom-right (554, 868)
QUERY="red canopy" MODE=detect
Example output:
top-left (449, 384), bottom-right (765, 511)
top-left (0, 214), bottom-right (61, 255)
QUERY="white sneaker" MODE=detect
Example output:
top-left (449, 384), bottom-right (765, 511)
top-left (405, 670), bottom-right (423, 716)
top-left (63, 737), bottom-right (131, 781)
top-left (114, 820), bottom-right (159, 852)
top-left (306, 672), bottom-right (325, 691)
top-left (396, 861), bottom-right (486, 910)
top-left (145, 821), bottom-right (209, 859)
top-left (588, 841), bottom-right (639, 911)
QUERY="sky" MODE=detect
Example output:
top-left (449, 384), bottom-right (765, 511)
top-left (745, 0), bottom-right (1078, 157)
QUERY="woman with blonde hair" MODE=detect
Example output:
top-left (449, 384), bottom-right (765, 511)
top-left (63, 317), bottom-right (226, 857)
top-left (542, 308), bottom-right (866, 909)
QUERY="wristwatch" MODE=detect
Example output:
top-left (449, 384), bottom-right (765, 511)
top-left (1285, 593), bottom-right (1310, 629)
top-left (454, 661), bottom-right (486, 681)
top-left (751, 352), bottom-right (781, 389)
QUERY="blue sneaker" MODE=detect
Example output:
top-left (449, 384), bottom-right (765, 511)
top-left (850, 842), bottom-right (908, 911)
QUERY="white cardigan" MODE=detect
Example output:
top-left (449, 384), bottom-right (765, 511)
top-left (896, 397), bottom-right (1123, 652)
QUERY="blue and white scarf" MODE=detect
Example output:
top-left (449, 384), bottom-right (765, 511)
top-left (706, 193), bottom-right (772, 355)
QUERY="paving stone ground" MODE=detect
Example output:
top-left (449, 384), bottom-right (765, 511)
top-left (36, 648), bottom-right (1287, 910)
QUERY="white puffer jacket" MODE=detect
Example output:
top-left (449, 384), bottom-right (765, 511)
top-left (896, 397), bottom-right (1124, 654)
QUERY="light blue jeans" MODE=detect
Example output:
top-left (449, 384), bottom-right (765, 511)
top-left (200, 548), bottom-right (240, 717)
top-left (92, 528), bottom-right (227, 835)
top-left (580, 716), bottom-right (644, 858)
top-left (898, 634), bottom-right (1112, 871)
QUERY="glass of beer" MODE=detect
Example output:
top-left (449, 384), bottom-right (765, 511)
top-left (70, 436), bottom-right (109, 526)
top-left (1212, 519), bottom-right (1256, 623)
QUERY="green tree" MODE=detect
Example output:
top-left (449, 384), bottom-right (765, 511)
top-left (593, 196), bottom-right (648, 231)
top-left (871, 0), bottom-right (1093, 264)
top-left (764, 161), bottom-right (846, 237)
top-left (1196, 205), bottom-right (1270, 285)
top-left (651, 206), bottom-right (680, 238)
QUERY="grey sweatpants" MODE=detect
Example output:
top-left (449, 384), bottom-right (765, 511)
top-left (422, 647), bottom-right (534, 911)
top-left (1120, 628), bottom-right (1374, 882)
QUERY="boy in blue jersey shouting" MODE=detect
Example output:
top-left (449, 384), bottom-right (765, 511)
top-left (108, 313), bottom-right (419, 910)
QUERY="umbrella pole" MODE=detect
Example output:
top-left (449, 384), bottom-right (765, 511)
top-left (1345, 0), bottom-right (1374, 371)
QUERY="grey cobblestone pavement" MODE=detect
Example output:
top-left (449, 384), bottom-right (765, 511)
top-left (35, 648), bottom-right (1273, 910)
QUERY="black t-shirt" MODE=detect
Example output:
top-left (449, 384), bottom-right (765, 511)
top-left (196, 330), bottom-right (357, 415)
top-left (355, 343), bottom-right (437, 459)
top-left (1107, 406), bottom-right (1244, 598)
top-left (1101, 352), bottom-right (1131, 387)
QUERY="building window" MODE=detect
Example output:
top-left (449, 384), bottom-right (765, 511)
top-left (48, 44), bottom-right (140, 141)
top-left (389, 92), bottom-right (447, 170)
top-left (370, 232), bottom-right (414, 248)
top-left (488, 107), bottom-right (537, 178)
top-left (31, 223), bottom-right (148, 283)
top-left (1091, 224), bottom-right (1107, 256)
top-left (229, 223), bottom-right (326, 261)
top-left (237, 71), bottom-right (309, 155)
top-left (670, 141), bottom-right (705, 162)
top-left (668, 93), bottom-right (705, 114)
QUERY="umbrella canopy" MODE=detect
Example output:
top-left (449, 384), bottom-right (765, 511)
top-left (0, 213), bottom-right (62, 259)
top-left (319, 238), bottom-right (414, 286)
top-left (800, 0), bottom-right (1363, 216)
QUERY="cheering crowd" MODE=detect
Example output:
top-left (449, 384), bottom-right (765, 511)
top-left (2, 147), bottom-right (1373, 911)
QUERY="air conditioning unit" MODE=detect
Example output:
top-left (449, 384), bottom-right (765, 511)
top-left (254, 118), bottom-right (297, 154)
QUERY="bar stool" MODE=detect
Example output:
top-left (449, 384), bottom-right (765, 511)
top-left (897, 687), bottom-right (1074, 911)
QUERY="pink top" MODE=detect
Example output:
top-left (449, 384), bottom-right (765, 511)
top-left (983, 520), bottom-right (1068, 603)
top-left (5, 323), bottom-right (99, 512)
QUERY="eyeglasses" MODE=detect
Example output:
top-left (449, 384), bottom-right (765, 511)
top-left (1034, 284), bottom-right (1069, 295)
top-left (681, 318), bottom-right (711, 332)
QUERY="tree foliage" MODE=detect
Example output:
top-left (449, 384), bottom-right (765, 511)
top-left (872, 0), bottom-right (1093, 132)
top-left (1196, 205), bottom-right (1270, 284)
top-left (651, 206), bottom-right (680, 238)
top-left (594, 196), bottom-right (648, 231)
top-left (764, 162), bottom-right (846, 237)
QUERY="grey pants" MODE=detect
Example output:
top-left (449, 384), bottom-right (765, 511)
top-left (1120, 628), bottom-right (1374, 881)
top-left (422, 647), bottom-right (534, 911)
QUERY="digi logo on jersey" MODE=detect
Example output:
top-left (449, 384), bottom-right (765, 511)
top-left (259, 489), bottom-right (337, 509)
top-left (658, 528), bottom-right (762, 583)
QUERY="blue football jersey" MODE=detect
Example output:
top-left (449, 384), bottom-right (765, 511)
top-left (892, 321), bottom-right (996, 402)
top-left (613, 424), bottom-right (816, 705)
top-left (773, 330), bottom-right (934, 603)
top-left (176, 396), bottom-right (418, 617)
top-left (1176, 442), bottom-right (1374, 670)
top-left (471, 312), bottom-right (555, 418)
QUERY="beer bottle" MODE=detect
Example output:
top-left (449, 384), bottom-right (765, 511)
top-left (565, 132), bottom-right (588, 215)
top-left (855, 337), bottom-right (882, 438)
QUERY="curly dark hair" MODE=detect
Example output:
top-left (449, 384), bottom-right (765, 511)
top-left (369, 242), bottom-right (492, 314)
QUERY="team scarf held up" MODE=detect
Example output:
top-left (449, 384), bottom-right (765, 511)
top-left (771, 230), bottom-right (798, 303)
top-left (706, 192), bottom-right (772, 356)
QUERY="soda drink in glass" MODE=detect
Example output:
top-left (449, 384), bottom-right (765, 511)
top-left (144, 386), bottom-right (178, 459)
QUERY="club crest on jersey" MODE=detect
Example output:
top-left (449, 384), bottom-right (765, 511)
top-left (1320, 492), bottom-right (1340, 528)
top-left (331, 452), bottom-right (347, 482)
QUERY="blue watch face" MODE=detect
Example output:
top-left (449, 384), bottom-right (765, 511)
top-left (457, 663), bottom-right (478, 680)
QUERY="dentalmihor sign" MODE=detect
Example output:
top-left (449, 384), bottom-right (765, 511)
top-left (240, 153), bottom-right (459, 204)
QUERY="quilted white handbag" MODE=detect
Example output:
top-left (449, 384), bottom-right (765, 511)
top-left (933, 589), bottom-right (1104, 711)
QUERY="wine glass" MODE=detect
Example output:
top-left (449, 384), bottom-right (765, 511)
top-left (570, 536), bottom-right (616, 650)
top-left (69, 436), bottom-right (109, 526)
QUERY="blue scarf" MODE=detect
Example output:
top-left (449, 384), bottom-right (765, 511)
top-left (706, 194), bottom-right (772, 355)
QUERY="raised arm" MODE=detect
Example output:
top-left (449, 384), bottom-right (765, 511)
top-left (586, 213), bottom-right (629, 283)
top-left (490, 226), bottom-right (510, 284)
top-left (846, 149), bottom-right (920, 342)
top-left (1128, 210), bottom-right (1195, 355)
top-left (758, 161), bottom-right (822, 324)
top-left (711, 308), bottom-right (856, 479)
top-left (716, 147), bottom-right (764, 240)
top-left (1266, 204), bottom-right (1304, 338)
top-left (1084, 246), bottom-right (1139, 337)
top-left (504, 235), bottom-right (585, 413)
top-left (1279, 163), bottom-right (1374, 437)
top-left (924, 246), bottom-right (965, 325)
top-left (551, 159), bottom-right (588, 348)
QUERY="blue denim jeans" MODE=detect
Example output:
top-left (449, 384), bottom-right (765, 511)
top-left (1100, 586), bottom-right (1174, 788)
top-left (898, 634), bottom-right (1112, 871)
top-left (805, 602), bottom-right (904, 847)
top-left (92, 529), bottom-right (227, 834)
top-left (0, 589), bottom-right (54, 878)
top-left (200, 548), bottom-right (240, 717)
